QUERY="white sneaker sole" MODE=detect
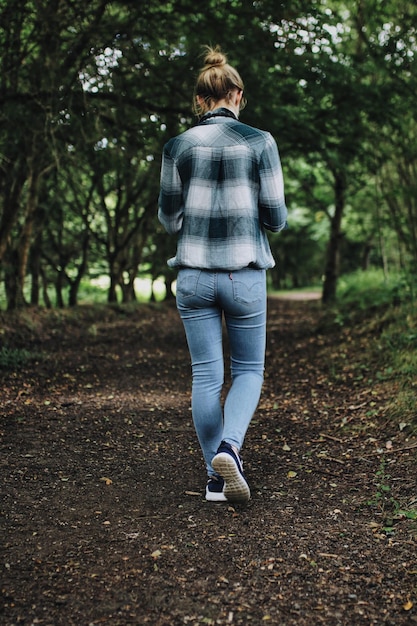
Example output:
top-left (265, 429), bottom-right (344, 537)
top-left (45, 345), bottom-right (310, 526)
top-left (205, 487), bottom-right (227, 502)
top-left (212, 452), bottom-right (250, 503)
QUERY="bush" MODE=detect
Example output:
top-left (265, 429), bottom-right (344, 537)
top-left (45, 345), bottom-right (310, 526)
top-left (337, 269), bottom-right (415, 311)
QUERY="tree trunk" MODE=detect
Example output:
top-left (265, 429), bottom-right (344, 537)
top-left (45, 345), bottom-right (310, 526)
top-left (40, 265), bottom-right (52, 308)
top-left (120, 280), bottom-right (136, 303)
top-left (68, 232), bottom-right (90, 307)
top-left (108, 272), bottom-right (120, 303)
top-left (0, 169), bottom-right (26, 264)
top-left (3, 168), bottom-right (43, 309)
top-left (29, 253), bottom-right (40, 306)
top-left (322, 171), bottom-right (346, 304)
top-left (361, 243), bottom-right (373, 271)
top-left (4, 248), bottom-right (27, 310)
top-left (29, 233), bottom-right (43, 306)
top-left (55, 270), bottom-right (66, 308)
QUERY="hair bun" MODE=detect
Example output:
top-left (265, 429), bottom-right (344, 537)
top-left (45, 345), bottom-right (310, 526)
top-left (203, 46), bottom-right (227, 69)
top-left (194, 45), bottom-right (245, 117)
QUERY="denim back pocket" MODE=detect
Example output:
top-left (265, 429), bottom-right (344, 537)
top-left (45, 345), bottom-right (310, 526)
top-left (176, 269), bottom-right (201, 298)
top-left (232, 269), bottom-right (264, 304)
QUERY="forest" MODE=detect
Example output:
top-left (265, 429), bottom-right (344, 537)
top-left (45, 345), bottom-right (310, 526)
top-left (1, 0), bottom-right (416, 310)
top-left (2, 3), bottom-right (417, 623)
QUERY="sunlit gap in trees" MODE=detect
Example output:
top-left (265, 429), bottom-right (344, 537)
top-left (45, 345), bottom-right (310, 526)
top-left (79, 46), bottom-right (122, 93)
top-left (268, 13), bottom-right (347, 58)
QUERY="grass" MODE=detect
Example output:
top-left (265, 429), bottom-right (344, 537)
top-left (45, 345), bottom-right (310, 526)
top-left (0, 346), bottom-right (40, 369)
top-left (272, 285), bottom-right (322, 298)
top-left (334, 269), bottom-right (417, 434)
top-left (367, 457), bottom-right (417, 535)
top-left (336, 268), bottom-right (414, 312)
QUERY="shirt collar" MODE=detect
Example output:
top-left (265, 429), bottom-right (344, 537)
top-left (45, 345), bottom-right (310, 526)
top-left (198, 107), bottom-right (238, 124)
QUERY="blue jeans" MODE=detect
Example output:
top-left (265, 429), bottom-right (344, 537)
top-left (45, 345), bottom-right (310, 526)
top-left (176, 268), bottom-right (266, 476)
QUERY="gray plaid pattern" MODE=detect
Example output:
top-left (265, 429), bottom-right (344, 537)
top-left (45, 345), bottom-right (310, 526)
top-left (158, 109), bottom-right (288, 270)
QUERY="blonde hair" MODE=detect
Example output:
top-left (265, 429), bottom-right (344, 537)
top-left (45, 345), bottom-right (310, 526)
top-left (193, 45), bottom-right (246, 117)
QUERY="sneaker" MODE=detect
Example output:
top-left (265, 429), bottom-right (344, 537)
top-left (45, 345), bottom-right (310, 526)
top-left (205, 475), bottom-right (227, 502)
top-left (212, 441), bottom-right (251, 503)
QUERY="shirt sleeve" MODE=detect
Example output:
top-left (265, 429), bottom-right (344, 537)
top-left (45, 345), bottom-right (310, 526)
top-left (258, 133), bottom-right (288, 232)
top-left (158, 146), bottom-right (183, 234)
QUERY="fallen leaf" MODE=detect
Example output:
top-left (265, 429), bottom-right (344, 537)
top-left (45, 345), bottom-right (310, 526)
top-left (287, 471), bottom-right (297, 478)
top-left (403, 599), bottom-right (413, 611)
top-left (100, 477), bottom-right (112, 485)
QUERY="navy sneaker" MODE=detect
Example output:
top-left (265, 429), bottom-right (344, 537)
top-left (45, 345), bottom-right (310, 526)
top-left (212, 441), bottom-right (250, 503)
top-left (205, 475), bottom-right (227, 502)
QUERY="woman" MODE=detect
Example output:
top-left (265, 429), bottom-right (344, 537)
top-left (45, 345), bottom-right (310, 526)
top-left (158, 46), bottom-right (288, 503)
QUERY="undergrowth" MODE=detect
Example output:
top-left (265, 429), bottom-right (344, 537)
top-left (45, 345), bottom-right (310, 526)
top-left (367, 457), bottom-right (417, 535)
top-left (0, 346), bottom-right (40, 369)
top-left (336, 269), bottom-right (414, 313)
top-left (334, 270), bottom-right (417, 433)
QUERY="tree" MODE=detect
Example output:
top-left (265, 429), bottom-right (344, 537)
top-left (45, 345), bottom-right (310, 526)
top-left (1, 0), bottom-right (415, 309)
top-left (0, 0), bottom-right (114, 307)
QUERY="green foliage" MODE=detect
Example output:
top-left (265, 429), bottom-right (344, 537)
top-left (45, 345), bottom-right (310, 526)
top-left (75, 279), bottom-right (110, 305)
top-left (379, 310), bottom-right (417, 430)
top-left (337, 269), bottom-right (415, 311)
top-left (0, 346), bottom-right (39, 370)
top-left (367, 459), bottom-right (396, 511)
top-left (268, 160), bottom-right (330, 289)
top-left (332, 269), bottom-right (417, 430)
top-left (367, 458), bottom-right (417, 534)
top-left (387, 389), bottom-right (417, 434)
top-left (0, 0), bottom-right (416, 308)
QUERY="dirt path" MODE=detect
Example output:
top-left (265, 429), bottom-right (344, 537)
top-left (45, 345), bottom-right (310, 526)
top-left (1, 298), bottom-right (416, 625)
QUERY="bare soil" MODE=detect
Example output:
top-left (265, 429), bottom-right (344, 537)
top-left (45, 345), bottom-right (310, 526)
top-left (1, 297), bottom-right (416, 625)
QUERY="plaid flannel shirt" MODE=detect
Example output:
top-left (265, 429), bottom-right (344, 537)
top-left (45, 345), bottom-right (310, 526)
top-left (158, 108), bottom-right (288, 270)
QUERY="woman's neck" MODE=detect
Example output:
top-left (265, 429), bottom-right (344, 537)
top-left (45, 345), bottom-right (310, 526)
top-left (210, 99), bottom-right (239, 118)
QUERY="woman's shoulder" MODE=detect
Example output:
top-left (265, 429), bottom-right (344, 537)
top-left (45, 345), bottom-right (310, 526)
top-left (230, 121), bottom-right (275, 151)
top-left (234, 120), bottom-right (270, 138)
top-left (163, 124), bottom-right (218, 154)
